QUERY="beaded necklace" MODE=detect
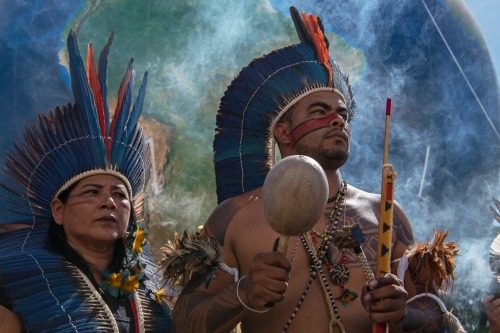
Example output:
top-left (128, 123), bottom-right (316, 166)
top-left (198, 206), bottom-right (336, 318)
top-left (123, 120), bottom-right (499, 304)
top-left (310, 181), bottom-right (350, 288)
top-left (282, 181), bottom-right (348, 333)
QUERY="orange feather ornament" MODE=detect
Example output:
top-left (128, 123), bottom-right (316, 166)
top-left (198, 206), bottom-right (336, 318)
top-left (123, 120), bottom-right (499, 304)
top-left (300, 12), bottom-right (333, 86)
top-left (406, 229), bottom-right (459, 294)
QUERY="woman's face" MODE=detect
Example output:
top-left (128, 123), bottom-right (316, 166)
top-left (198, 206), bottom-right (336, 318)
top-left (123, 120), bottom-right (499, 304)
top-left (51, 174), bottom-right (131, 249)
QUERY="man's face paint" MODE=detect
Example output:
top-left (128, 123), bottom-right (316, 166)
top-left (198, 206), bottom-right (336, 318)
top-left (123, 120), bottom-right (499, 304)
top-left (287, 113), bottom-right (348, 147)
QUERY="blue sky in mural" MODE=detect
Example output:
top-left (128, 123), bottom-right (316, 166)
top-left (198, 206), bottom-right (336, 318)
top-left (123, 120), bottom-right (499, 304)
top-left (466, 0), bottom-right (500, 81)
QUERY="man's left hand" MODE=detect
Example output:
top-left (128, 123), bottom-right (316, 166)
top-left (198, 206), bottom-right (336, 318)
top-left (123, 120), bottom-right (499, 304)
top-left (361, 273), bottom-right (408, 328)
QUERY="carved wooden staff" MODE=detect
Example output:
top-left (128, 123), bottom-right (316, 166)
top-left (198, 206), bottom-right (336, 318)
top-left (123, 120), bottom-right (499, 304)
top-left (374, 98), bottom-right (397, 333)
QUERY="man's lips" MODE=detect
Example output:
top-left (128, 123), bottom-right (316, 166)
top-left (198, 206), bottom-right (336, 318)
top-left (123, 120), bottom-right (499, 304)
top-left (324, 129), bottom-right (348, 142)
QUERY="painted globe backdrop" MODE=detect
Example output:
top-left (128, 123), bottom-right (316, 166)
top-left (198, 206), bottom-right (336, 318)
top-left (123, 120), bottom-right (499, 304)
top-left (0, 0), bottom-right (498, 330)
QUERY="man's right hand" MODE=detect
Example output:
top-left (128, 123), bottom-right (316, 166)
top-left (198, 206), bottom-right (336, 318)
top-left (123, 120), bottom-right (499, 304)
top-left (240, 252), bottom-right (291, 311)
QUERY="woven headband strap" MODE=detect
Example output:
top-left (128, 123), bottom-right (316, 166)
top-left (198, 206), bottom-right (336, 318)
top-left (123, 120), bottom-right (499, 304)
top-left (54, 169), bottom-right (133, 201)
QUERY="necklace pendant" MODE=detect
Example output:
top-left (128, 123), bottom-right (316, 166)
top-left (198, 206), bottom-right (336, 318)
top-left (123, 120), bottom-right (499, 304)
top-left (338, 288), bottom-right (358, 308)
top-left (329, 263), bottom-right (349, 285)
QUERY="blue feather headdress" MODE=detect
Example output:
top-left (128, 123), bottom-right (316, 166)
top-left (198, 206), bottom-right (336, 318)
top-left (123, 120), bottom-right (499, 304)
top-left (214, 7), bottom-right (356, 203)
top-left (1, 29), bottom-right (151, 224)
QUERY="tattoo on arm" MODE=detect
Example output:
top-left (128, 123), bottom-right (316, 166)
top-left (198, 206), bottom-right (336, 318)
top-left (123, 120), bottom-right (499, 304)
top-left (172, 275), bottom-right (244, 333)
top-left (392, 204), bottom-right (414, 247)
top-left (172, 199), bottom-right (244, 333)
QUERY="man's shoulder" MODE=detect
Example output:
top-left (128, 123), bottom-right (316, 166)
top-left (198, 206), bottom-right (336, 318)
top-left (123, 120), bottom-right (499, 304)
top-left (348, 184), bottom-right (407, 216)
top-left (347, 184), bottom-right (380, 202)
top-left (205, 188), bottom-right (263, 244)
top-left (208, 189), bottom-right (261, 221)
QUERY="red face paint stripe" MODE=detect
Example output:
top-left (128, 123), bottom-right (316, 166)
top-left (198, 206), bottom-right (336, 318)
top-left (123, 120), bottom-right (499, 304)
top-left (289, 113), bottom-right (339, 145)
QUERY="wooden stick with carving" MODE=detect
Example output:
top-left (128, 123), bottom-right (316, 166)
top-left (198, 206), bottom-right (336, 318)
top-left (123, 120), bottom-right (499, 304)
top-left (374, 98), bottom-right (397, 333)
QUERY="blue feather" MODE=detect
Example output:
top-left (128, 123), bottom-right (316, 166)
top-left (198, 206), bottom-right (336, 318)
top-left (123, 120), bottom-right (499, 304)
top-left (98, 32), bottom-right (115, 137)
top-left (110, 63), bottom-right (134, 163)
top-left (67, 30), bottom-right (105, 166)
top-left (124, 71), bottom-right (148, 143)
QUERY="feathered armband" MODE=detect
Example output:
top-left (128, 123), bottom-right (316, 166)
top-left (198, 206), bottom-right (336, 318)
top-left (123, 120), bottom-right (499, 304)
top-left (159, 230), bottom-right (222, 291)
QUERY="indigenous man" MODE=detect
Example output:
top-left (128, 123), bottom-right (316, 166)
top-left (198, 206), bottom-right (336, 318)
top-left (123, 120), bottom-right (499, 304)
top-left (171, 7), bottom-right (446, 333)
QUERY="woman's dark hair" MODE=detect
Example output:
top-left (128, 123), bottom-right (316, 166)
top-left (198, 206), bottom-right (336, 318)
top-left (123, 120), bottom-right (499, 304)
top-left (47, 179), bottom-right (135, 288)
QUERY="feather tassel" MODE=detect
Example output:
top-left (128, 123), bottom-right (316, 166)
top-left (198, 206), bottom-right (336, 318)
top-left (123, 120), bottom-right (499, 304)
top-left (406, 229), bottom-right (459, 294)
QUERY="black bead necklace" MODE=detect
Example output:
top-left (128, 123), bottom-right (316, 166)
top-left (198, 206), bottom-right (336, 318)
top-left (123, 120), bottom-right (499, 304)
top-left (281, 181), bottom-right (348, 333)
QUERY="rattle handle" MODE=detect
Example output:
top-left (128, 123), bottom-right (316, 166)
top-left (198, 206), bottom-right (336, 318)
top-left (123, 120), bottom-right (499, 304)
top-left (276, 235), bottom-right (290, 255)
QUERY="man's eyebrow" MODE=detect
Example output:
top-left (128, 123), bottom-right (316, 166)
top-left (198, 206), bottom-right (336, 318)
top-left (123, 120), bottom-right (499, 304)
top-left (307, 101), bottom-right (347, 113)
top-left (337, 105), bottom-right (348, 112)
top-left (307, 101), bottom-right (332, 110)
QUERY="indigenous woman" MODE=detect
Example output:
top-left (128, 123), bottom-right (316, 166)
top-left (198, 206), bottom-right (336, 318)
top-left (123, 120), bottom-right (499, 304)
top-left (0, 30), bottom-right (171, 332)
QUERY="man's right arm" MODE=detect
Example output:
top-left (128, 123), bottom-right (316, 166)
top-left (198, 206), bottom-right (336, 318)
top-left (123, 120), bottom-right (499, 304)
top-left (172, 251), bottom-right (291, 333)
top-left (171, 269), bottom-right (246, 333)
top-left (171, 198), bottom-right (291, 333)
top-left (171, 199), bottom-right (247, 333)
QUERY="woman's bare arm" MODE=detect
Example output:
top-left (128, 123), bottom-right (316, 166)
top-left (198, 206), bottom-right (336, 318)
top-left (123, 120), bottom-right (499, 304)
top-left (0, 305), bottom-right (22, 333)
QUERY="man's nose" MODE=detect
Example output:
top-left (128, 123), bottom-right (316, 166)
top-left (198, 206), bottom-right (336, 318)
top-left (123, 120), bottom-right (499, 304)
top-left (329, 113), bottom-right (345, 128)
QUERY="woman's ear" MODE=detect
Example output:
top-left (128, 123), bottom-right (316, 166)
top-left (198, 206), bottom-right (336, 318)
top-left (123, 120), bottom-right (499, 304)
top-left (51, 199), bottom-right (64, 225)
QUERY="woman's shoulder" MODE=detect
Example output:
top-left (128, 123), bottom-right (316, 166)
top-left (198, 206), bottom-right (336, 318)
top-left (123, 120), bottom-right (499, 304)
top-left (0, 305), bottom-right (22, 333)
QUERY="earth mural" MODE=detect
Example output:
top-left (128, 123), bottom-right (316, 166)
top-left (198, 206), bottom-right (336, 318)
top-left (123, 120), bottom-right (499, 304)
top-left (0, 0), bottom-right (498, 330)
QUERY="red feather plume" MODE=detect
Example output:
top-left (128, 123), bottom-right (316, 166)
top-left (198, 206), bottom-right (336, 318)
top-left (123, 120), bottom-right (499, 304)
top-left (86, 43), bottom-right (106, 139)
top-left (300, 12), bottom-right (333, 86)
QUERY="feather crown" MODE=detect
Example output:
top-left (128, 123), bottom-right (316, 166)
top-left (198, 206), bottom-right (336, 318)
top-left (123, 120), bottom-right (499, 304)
top-left (1, 29), bottom-right (151, 223)
top-left (214, 6), bottom-right (356, 203)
